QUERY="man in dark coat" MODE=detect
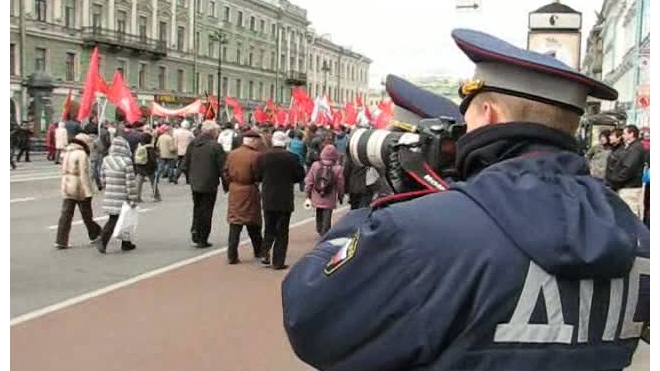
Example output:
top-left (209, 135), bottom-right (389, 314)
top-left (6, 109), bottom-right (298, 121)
top-left (606, 125), bottom-right (646, 218)
top-left (281, 29), bottom-right (649, 371)
top-left (181, 121), bottom-right (226, 248)
top-left (255, 131), bottom-right (305, 269)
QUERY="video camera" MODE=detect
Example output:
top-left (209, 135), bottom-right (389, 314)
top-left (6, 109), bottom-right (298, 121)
top-left (347, 117), bottom-right (466, 194)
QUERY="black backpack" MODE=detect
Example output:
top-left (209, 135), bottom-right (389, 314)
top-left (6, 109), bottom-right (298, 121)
top-left (314, 164), bottom-right (336, 196)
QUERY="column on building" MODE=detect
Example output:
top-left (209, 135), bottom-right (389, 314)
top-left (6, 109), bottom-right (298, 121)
top-left (151, 0), bottom-right (158, 38)
top-left (131, 0), bottom-right (138, 34)
top-left (108, 0), bottom-right (115, 31)
top-left (286, 27), bottom-right (291, 72)
top-left (188, 0), bottom-right (195, 52)
top-left (170, 0), bottom-right (177, 48)
top-left (53, 0), bottom-right (63, 22)
top-left (81, 0), bottom-right (90, 27)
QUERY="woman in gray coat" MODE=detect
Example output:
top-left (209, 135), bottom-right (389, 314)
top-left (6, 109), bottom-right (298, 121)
top-left (96, 136), bottom-right (139, 253)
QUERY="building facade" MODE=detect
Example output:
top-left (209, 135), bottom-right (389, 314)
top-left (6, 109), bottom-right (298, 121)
top-left (305, 34), bottom-right (371, 108)
top-left (9, 0), bottom-right (371, 130)
top-left (597, 0), bottom-right (650, 126)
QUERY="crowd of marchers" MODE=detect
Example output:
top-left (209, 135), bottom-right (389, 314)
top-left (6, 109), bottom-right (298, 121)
top-left (44, 101), bottom-right (387, 270)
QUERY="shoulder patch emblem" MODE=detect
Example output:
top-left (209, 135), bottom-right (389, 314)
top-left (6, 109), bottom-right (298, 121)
top-left (324, 232), bottom-right (360, 276)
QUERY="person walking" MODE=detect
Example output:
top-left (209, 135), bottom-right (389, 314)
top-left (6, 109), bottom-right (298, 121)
top-left (287, 130), bottom-right (307, 191)
top-left (134, 133), bottom-right (161, 202)
top-left (96, 136), bottom-right (139, 254)
top-left (304, 144), bottom-right (345, 236)
top-left (45, 122), bottom-right (57, 161)
top-left (155, 125), bottom-right (177, 183)
top-left (606, 125), bottom-right (647, 218)
top-left (54, 133), bottom-right (102, 249)
top-left (172, 120), bottom-right (195, 184)
top-left (585, 129), bottom-right (612, 180)
top-left (181, 121), bottom-right (226, 248)
top-left (54, 122), bottom-right (68, 165)
top-left (255, 131), bottom-right (305, 269)
top-left (223, 131), bottom-right (263, 264)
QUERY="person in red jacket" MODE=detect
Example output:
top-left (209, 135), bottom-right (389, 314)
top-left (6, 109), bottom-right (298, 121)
top-left (45, 122), bottom-right (57, 161)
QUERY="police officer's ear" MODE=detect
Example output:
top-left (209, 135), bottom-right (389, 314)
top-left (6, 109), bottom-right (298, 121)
top-left (464, 93), bottom-right (506, 131)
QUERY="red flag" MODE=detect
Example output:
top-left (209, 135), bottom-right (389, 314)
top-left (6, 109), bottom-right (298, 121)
top-left (254, 106), bottom-right (268, 124)
top-left (276, 108), bottom-right (287, 127)
top-left (61, 89), bottom-right (73, 121)
top-left (344, 102), bottom-right (357, 126)
top-left (225, 96), bottom-right (244, 124)
top-left (356, 94), bottom-right (364, 108)
top-left (374, 100), bottom-right (394, 129)
top-left (107, 71), bottom-right (142, 124)
top-left (364, 105), bottom-right (374, 123)
top-left (288, 106), bottom-right (298, 126)
top-left (77, 46), bottom-right (104, 121)
top-left (332, 110), bottom-right (344, 130)
top-left (203, 100), bottom-right (216, 120)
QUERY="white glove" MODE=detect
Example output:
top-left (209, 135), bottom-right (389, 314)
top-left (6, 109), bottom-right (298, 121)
top-left (304, 198), bottom-right (313, 210)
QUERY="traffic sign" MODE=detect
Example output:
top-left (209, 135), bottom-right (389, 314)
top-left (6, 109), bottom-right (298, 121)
top-left (456, 0), bottom-right (481, 11)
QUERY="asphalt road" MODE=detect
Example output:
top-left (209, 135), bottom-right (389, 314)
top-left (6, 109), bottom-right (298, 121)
top-left (10, 158), bottom-right (317, 318)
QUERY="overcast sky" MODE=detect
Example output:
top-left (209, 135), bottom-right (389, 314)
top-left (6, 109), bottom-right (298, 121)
top-left (292, 0), bottom-right (604, 88)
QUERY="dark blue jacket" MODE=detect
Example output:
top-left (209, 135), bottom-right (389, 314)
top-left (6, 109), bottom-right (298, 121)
top-left (282, 150), bottom-right (649, 371)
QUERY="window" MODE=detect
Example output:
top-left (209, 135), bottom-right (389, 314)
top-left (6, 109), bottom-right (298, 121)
top-left (209, 1), bottom-right (216, 17)
top-left (196, 0), bottom-right (202, 12)
top-left (138, 16), bottom-right (148, 41)
top-left (10, 44), bottom-right (16, 75)
top-left (35, 0), bottom-right (47, 22)
top-left (222, 45), bottom-right (227, 61)
top-left (159, 21), bottom-right (168, 42)
top-left (92, 4), bottom-right (103, 29)
top-left (271, 24), bottom-right (276, 37)
top-left (222, 77), bottom-right (228, 97)
top-left (259, 48), bottom-right (264, 68)
top-left (270, 51), bottom-right (275, 70)
top-left (270, 84), bottom-right (275, 99)
top-left (260, 19), bottom-right (265, 34)
top-left (316, 56), bottom-right (320, 71)
top-left (299, 58), bottom-right (303, 72)
top-left (224, 6), bottom-right (230, 22)
top-left (158, 66), bottom-right (166, 89)
top-left (258, 82), bottom-right (264, 100)
top-left (250, 16), bottom-right (255, 31)
top-left (117, 10), bottom-right (127, 33)
top-left (236, 42), bottom-right (242, 64)
top-left (281, 54), bottom-right (286, 71)
top-left (65, 0), bottom-right (76, 28)
top-left (65, 52), bottom-right (76, 81)
top-left (117, 60), bottom-right (126, 78)
top-left (208, 37), bottom-right (215, 58)
top-left (248, 81), bottom-right (254, 99)
top-left (177, 69), bottom-right (184, 91)
top-left (248, 47), bottom-right (254, 66)
top-left (195, 72), bottom-right (200, 94)
top-left (290, 56), bottom-right (295, 71)
top-left (177, 26), bottom-right (185, 51)
top-left (138, 63), bottom-right (146, 89)
top-left (207, 74), bottom-right (214, 95)
top-left (308, 53), bottom-right (313, 70)
top-left (237, 11), bottom-right (243, 27)
top-left (34, 48), bottom-right (46, 72)
top-left (235, 79), bottom-right (242, 98)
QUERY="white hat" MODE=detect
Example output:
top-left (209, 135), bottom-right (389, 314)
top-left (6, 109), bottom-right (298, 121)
top-left (272, 131), bottom-right (288, 147)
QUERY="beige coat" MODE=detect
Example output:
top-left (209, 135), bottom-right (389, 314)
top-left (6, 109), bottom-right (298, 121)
top-left (156, 133), bottom-right (177, 159)
top-left (224, 145), bottom-right (262, 225)
top-left (173, 128), bottom-right (195, 156)
top-left (55, 123), bottom-right (68, 150)
top-left (60, 141), bottom-right (93, 201)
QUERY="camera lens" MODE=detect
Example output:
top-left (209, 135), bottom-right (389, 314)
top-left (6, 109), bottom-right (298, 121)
top-left (348, 128), bottom-right (408, 169)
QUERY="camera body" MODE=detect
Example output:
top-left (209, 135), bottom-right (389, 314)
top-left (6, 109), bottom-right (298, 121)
top-left (347, 117), bottom-right (466, 193)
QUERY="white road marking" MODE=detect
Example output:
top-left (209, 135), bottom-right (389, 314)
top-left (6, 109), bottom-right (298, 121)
top-left (11, 175), bottom-right (62, 183)
top-left (11, 207), bottom-right (348, 326)
top-left (46, 208), bottom-right (153, 230)
top-left (10, 197), bottom-right (36, 203)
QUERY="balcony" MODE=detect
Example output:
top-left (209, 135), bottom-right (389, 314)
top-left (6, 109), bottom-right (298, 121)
top-left (81, 27), bottom-right (167, 59)
top-left (285, 71), bottom-right (307, 86)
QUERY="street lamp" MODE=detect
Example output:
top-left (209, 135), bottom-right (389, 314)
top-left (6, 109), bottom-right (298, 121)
top-left (216, 31), bottom-right (228, 124)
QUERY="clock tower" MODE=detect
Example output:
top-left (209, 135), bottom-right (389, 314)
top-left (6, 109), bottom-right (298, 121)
top-left (527, 1), bottom-right (582, 70)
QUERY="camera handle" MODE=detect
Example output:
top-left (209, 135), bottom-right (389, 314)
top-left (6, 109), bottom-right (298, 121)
top-left (388, 147), bottom-right (451, 193)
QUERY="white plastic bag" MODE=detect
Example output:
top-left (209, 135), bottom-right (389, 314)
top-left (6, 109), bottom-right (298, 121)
top-left (112, 202), bottom-right (138, 242)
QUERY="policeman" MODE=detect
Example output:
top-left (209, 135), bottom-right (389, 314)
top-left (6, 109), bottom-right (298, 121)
top-left (281, 28), bottom-right (649, 371)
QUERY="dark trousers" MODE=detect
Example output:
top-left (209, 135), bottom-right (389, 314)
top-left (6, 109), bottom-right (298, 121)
top-left (349, 192), bottom-right (373, 210)
top-left (174, 155), bottom-right (188, 183)
top-left (315, 208), bottom-right (333, 236)
top-left (227, 223), bottom-right (262, 262)
top-left (56, 198), bottom-right (102, 247)
top-left (191, 191), bottom-right (217, 244)
top-left (16, 144), bottom-right (30, 162)
top-left (261, 211), bottom-right (292, 267)
top-left (99, 214), bottom-right (134, 249)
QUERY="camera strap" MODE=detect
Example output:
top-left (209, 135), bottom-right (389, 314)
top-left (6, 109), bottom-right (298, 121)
top-left (398, 148), bottom-right (451, 192)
